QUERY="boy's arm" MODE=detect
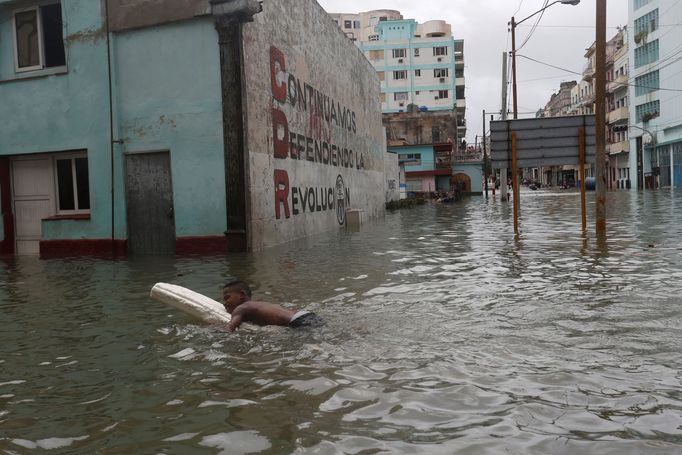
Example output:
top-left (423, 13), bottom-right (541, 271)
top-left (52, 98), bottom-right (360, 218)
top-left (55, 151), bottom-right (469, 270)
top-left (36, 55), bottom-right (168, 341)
top-left (226, 314), bottom-right (242, 331)
top-left (226, 305), bottom-right (249, 331)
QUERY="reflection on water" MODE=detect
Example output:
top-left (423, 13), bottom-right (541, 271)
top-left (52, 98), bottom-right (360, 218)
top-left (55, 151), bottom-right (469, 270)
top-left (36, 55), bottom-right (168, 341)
top-left (1, 189), bottom-right (682, 454)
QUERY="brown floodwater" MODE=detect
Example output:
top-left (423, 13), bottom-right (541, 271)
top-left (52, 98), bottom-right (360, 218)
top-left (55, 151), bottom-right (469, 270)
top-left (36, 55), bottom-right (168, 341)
top-left (1, 189), bottom-right (681, 454)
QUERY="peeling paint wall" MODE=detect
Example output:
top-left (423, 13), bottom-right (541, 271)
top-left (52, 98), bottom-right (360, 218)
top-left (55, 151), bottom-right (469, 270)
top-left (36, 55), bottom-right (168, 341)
top-left (384, 152), bottom-right (399, 202)
top-left (241, 0), bottom-right (385, 250)
top-left (107, 0), bottom-right (210, 32)
top-left (0, 0), bottom-right (113, 241)
top-left (114, 17), bottom-right (226, 238)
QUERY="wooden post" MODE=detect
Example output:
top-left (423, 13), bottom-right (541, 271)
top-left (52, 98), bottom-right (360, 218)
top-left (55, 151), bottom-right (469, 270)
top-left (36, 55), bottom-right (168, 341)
top-left (512, 132), bottom-right (519, 235)
top-left (579, 127), bottom-right (586, 231)
top-left (595, 0), bottom-right (607, 236)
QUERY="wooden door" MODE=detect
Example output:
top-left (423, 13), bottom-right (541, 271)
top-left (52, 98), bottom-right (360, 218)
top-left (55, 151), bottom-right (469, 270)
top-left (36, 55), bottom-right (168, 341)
top-left (124, 152), bottom-right (175, 255)
top-left (11, 157), bottom-right (54, 255)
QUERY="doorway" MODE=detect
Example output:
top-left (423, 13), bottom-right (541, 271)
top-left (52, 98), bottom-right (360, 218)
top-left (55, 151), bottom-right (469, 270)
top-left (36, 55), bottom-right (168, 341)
top-left (11, 156), bottom-right (54, 255)
top-left (124, 152), bottom-right (175, 255)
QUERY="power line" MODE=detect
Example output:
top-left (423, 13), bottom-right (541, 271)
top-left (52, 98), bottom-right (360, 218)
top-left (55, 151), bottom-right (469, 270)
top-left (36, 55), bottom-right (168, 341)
top-left (517, 54), bottom-right (581, 75)
top-left (518, 54), bottom-right (682, 93)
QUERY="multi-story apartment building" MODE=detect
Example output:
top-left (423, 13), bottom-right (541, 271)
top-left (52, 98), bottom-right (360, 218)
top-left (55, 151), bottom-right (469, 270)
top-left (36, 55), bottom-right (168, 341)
top-left (539, 81), bottom-right (577, 118)
top-left (606, 27), bottom-right (630, 189)
top-left (329, 10), bottom-right (466, 145)
top-left (538, 29), bottom-right (629, 188)
top-left (629, 0), bottom-right (682, 189)
top-left (329, 10), bottom-right (403, 42)
top-left (329, 9), bottom-right (472, 196)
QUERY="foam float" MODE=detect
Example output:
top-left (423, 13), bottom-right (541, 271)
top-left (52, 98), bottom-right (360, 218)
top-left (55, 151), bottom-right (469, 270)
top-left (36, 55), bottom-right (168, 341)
top-left (150, 282), bottom-right (231, 324)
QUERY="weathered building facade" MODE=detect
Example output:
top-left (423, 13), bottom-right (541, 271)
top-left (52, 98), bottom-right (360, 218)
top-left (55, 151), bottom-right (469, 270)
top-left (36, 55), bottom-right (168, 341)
top-left (0, 0), bottom-right (386, 256)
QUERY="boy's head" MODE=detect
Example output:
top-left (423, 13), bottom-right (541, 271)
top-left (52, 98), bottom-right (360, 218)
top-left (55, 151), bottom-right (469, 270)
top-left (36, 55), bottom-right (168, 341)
top-left (222, 280), bottom-right (252, 313)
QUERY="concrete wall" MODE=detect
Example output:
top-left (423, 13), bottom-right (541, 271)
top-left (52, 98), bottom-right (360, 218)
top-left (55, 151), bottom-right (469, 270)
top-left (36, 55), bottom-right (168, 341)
top-left (241, 0), bottom-right (385, 250)
top-left (113, 17), bottom-right (226, 238)
top-left (384, 152), bottom-right (399, 202)
top-left (453, 163), bottom-right (484, 194)
top-left (384, 111), bottom-right (458, 145)
top-left (107, 0), bottom-right (210, 32)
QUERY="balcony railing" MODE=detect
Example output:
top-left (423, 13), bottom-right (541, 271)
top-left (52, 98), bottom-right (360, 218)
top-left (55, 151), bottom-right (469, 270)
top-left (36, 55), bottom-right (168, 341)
top-left (607, 74), bottom-right (628, 92)
top-left (435, 159), bottom-right (452, 170)
top-left (452, 152), bottom-right (482, 162)
top-left (583, 63), bottom-right (595, 81)
top-left (606, 140), bottom-right (630, 155)
top-left (607, 106), bottom-right (629, 123)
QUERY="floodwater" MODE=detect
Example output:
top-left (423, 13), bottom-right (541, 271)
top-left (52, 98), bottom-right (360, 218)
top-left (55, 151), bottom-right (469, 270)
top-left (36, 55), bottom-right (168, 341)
top-left (1, 189), bottom-right (682, 454)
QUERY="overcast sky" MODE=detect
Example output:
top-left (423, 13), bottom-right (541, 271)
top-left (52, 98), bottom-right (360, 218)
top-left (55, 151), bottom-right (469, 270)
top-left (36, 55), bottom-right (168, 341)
top-left (316, 0), bottom-right (628, 144)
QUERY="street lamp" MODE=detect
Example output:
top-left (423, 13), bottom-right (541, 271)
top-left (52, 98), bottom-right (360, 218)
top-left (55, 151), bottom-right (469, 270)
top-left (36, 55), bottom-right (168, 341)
top-left (510, 0), bottom-right (580, 119)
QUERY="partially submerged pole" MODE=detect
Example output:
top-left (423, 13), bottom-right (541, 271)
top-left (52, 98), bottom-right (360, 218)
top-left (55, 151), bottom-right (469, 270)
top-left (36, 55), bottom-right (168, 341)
top-left (595, 0), bottom-right (607, 236)
top-left (512, 132), bottom-right (519, 235)
top-left (579, 127), bottom-right (586, 231)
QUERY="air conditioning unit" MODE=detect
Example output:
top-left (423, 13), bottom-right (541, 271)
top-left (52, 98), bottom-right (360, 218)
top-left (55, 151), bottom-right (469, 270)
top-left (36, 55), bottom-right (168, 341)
top-left (434, 96), bottom-right (439, 100)
top-left (399, 102), bottom-right (405, 107)
top-left (398, 58), bottom-right (404, 63)
top-left (439, 77), bottom-right (445, 83)
top-left (437, 57), bottom-right (442, 62)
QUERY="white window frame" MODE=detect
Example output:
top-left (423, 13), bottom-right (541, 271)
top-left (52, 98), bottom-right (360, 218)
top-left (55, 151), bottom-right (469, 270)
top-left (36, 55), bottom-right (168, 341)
top-left (415, 69), bottom-right (421, 77)
top-left (394, 92), bottom-right (409, 101)
top-left (53, 151), bottom-right (90, 215)
top-left (437, 90), bottom-right (449, 99)
top-left (393, 70), bottom-right (407, 80)
top-left (434, 68), bottom-right (449, 78)
top-left (433, 46), bottom-right (448, 56)
top-left (392, 48), bottom-right (407, 59)
top-left (12, 6), bottom-right (45, 73)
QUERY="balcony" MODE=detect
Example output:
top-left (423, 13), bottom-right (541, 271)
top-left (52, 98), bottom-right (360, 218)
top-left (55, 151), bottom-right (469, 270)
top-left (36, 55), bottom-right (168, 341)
top-left (580, 93), bottom-right (595, 107)
top-left (583, 63), bottom-right (595, 81)
top-left (607, 74), bottom-right (628, 93)
top-left (420, 20), bottom-right (451, 37)
top-left (452, 152), bottom-right (482, 163)
top-left (435, 158), bottom-right (452, 170)
top-left (456, 99), bottom-right (466, 109)
top-left (607, 140), bottom-right (630, 155)
top-left (607, 106), bottom-right (629, 123)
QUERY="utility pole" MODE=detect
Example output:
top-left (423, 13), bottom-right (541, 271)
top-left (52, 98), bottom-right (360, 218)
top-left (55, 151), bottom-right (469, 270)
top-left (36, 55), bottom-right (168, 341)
top-left (595, 0), bottom-right (606, 236)
top-left (500, 52), bottom-right (508, 201)
top-left (483, 110), bottom-right (488, 198)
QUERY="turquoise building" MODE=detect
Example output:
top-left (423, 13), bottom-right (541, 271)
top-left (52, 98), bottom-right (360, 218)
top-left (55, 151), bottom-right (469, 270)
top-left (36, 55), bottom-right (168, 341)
top-left (388, 143), bottom-right (482, 196)
top-left (0, 0), bottom-right (389, 257)
top-left (357, 18), bottom-right (465, 122)
top-left (0, 0), bottom-right (227, 256)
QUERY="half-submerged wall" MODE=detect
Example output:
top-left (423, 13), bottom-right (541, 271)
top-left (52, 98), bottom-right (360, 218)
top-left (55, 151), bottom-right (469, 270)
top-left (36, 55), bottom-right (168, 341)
top-left (241, 0), bottom-right (385, 251)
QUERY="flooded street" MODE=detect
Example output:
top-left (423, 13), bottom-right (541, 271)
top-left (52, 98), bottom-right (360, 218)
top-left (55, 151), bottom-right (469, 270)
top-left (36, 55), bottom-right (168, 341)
top-left (1, 189), bottom-right (682, 454)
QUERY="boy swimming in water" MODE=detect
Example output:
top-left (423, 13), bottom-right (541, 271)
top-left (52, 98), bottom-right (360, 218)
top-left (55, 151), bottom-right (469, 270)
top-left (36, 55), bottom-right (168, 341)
top-left (222, 280), bottom-right (321, 331)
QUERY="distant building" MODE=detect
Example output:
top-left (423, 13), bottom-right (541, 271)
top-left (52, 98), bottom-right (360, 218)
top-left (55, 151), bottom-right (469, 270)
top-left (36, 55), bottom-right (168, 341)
top-left (536, 26), bottom-right (631, 189)
top-left (328, 10), bottom-right (403, 42)
top-left (539, 81), bottom-right (577, 118)
top-left (606, 27), bottom-right (630, 189)
top-left (628, 0), bottom-right (682, 189)
top-left (328, 9), bottom-right (466, 145)
top-left (388, 143), bottom-right (483, 196)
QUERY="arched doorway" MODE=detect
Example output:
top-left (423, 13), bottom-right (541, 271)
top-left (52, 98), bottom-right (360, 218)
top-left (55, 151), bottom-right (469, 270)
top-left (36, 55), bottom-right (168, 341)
top-left (451, 173), bottom-right (471, 193)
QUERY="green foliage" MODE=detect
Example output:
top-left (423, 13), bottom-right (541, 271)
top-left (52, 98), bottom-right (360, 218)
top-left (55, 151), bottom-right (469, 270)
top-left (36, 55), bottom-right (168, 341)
top-left (386, 198), bottom-right (426, 210)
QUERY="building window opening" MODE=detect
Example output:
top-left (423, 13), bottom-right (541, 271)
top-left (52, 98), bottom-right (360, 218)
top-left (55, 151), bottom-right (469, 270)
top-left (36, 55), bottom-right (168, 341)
top-left (13, 3), bottom-right (66, 72)
top-left (56, 155), bottom-right (90, 213)
top-left (433, 46), bottom-right (448, 56)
